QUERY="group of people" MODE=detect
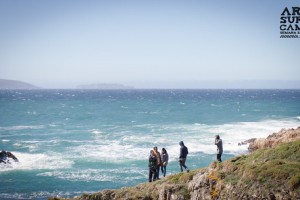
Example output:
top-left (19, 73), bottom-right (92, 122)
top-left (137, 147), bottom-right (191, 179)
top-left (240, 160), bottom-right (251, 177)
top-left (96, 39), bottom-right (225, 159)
top-left (148, 135), bottom-right (223, 182)
top-left (148, 147), bottom-right (169, 182)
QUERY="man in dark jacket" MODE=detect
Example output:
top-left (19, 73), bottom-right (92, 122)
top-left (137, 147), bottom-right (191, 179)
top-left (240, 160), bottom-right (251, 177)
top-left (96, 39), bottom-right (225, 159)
top-left (179, 141), bottom-right (190, 172)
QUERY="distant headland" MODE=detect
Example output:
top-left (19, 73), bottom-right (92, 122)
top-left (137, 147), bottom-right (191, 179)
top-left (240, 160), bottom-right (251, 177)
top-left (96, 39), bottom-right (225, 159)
top-left (0, 79), bottom-right (39, 89)
top-left (0, 79), bottom-right (135, 90)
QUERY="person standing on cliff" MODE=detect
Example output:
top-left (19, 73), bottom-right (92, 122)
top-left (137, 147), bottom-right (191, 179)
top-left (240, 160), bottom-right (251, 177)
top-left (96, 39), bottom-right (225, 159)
top-left (179, 141), bottom-right (190, 172)
top-left (215, 135), bottom-right (223, 162)
top-left (161, 148), bottom-right (169, 177)
top-left (148, 150), bottom-right (157, 182)
top-left (153, 147), bottom-right (162, 179)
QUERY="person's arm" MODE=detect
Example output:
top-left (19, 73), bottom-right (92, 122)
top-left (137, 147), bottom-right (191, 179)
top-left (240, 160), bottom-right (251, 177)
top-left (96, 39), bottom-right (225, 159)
top-left (148, 157), bottom-right (151, 167)
top-left (215, 139), bottom-right (219, 145)
top-left (179, 147), bottom-right (183, 158)
top-left (164, 154), bottom-right (169, 165)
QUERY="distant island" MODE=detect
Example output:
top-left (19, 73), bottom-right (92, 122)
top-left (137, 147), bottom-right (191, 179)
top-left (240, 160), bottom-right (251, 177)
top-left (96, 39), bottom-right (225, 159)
top-left (77, 83), bottom-right (135, 90)
top-left (0, 79), bottom-right (39, 89)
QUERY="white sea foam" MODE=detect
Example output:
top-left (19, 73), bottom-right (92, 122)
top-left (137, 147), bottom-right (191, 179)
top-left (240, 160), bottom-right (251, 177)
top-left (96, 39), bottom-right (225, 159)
top-left (37, 167), bottom-right (146, 182)
top-left (181, 119), bottom-right (299, 155)
top-left (12, 140), bottom-right (41, 152)
top-left (69, 142), bottom-right (147, 162)
top-left (64, 118), bottom-right (299, 164)
top-left (0, 125), bottom-right (44, 131)
top-left (0, 152), bottom-right (73, 172)
top-left (4, 119), bottom-right (297, 173)
top-left (89, 129), bottom-right (102, 134)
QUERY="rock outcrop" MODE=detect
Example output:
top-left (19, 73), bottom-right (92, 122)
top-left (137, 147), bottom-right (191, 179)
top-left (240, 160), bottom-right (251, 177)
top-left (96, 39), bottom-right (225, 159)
top-left (248, 127), bottom-right (300, 152)
top-left (50, 128), bottom-right (300, 200)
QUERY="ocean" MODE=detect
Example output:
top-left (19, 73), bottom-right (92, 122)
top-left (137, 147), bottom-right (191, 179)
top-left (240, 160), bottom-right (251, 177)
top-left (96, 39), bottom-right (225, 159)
top-left (0, 89), bottom-right (299, 199)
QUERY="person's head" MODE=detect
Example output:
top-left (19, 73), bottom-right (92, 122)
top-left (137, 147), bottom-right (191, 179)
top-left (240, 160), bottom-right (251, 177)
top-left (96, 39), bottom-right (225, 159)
top-left (179, 141), bottom-right (184, 146)
top-left (150, 150), bottom-right (154, 155)
top-left (162, 148), bottom-right (167, 153)
top-left (153, 147), bottom-right (158, 151)
top-left (215, 135), bottom-right (220, 139)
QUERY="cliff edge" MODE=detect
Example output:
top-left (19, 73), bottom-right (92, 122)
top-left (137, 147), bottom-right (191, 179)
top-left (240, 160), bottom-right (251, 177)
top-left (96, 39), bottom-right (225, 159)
top-left (50, 127), bottom-right (300, 200)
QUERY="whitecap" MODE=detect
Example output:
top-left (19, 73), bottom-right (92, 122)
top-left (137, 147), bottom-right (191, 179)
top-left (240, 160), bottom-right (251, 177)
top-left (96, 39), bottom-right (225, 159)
top-left (37, 167), bottom-right (146, 182)
top-left (89, 129), bottom-right (102, 134)
top-left (0, 125), bottom-right (44, 131)
top-left (0, 152), bottom-right (73, 172)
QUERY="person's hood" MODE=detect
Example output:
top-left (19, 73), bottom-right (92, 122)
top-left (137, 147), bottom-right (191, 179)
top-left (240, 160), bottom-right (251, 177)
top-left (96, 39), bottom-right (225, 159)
top-left (179, 141), bottom-right (184, 146)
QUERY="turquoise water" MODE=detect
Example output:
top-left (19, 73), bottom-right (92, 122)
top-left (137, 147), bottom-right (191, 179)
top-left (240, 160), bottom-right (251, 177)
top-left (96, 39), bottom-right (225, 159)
top-left (0, 89), bottom-right (299, 199)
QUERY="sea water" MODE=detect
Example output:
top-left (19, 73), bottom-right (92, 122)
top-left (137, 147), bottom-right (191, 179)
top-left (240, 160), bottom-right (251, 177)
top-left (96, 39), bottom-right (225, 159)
top-left (0, 89), bottom-right (299, 199)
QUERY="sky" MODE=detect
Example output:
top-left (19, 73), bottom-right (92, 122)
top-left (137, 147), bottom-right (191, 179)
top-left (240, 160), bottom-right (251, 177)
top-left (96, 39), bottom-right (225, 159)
top-left (0, 0), bottom-right (299, 89)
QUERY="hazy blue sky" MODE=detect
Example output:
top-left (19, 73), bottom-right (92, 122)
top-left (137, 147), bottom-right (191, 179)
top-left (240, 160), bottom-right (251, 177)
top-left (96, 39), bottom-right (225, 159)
top-left (0, 0), bottom-right (299, 88)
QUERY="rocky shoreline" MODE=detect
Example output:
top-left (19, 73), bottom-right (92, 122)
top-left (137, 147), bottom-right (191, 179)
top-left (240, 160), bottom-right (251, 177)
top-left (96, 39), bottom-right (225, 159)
top-left (50, 127), bottom-right (300, 200)
top-left (248, 127), bottom-right (300, 152)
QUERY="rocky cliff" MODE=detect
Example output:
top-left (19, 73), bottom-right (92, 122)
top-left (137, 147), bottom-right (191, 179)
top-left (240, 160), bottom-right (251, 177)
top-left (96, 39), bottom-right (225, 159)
top-left (50, 127), bottom-right (300, 200)
top-left (248, 127), bottom-right (300, 152)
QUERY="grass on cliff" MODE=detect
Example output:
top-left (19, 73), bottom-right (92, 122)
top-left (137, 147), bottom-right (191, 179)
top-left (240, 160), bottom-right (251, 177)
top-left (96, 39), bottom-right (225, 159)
top-left (111, 169), bottom-right (201, 199)
top-left (57, 169), bottom-right (202, 200)
top-left (222, 140), bottom-right (300, 190)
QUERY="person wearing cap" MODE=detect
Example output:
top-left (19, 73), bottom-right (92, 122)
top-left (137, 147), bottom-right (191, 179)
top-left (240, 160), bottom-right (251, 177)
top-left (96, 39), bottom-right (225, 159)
top-left (215, 135), bottom-right (223, 162)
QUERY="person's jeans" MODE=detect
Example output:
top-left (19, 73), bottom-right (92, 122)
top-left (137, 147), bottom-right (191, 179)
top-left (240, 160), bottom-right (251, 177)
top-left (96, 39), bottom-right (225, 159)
top-left (154, 165), bottom-right (160, 179)
top-left (149, 167), bottom-right (156, 182)
top-left (161, 165), bottom-right (167, 177)
top-left (217, 153), bottom-right (222, 162)
top-left (179, 158), bottom-right (189, 172)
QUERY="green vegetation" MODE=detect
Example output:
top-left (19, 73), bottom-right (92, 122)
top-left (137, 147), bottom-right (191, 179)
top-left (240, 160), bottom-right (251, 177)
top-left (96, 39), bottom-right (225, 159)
top-left (222, 140), bottom-right (300, 190)
top-left (167, 170), bottom-right (199, 184)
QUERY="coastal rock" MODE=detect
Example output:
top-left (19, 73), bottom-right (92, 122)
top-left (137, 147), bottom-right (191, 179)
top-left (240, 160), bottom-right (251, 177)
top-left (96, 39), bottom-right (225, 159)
top-left (188, 168), bottom-right (211, 200)
top-left (248, 126), bottom-right (300, 151)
